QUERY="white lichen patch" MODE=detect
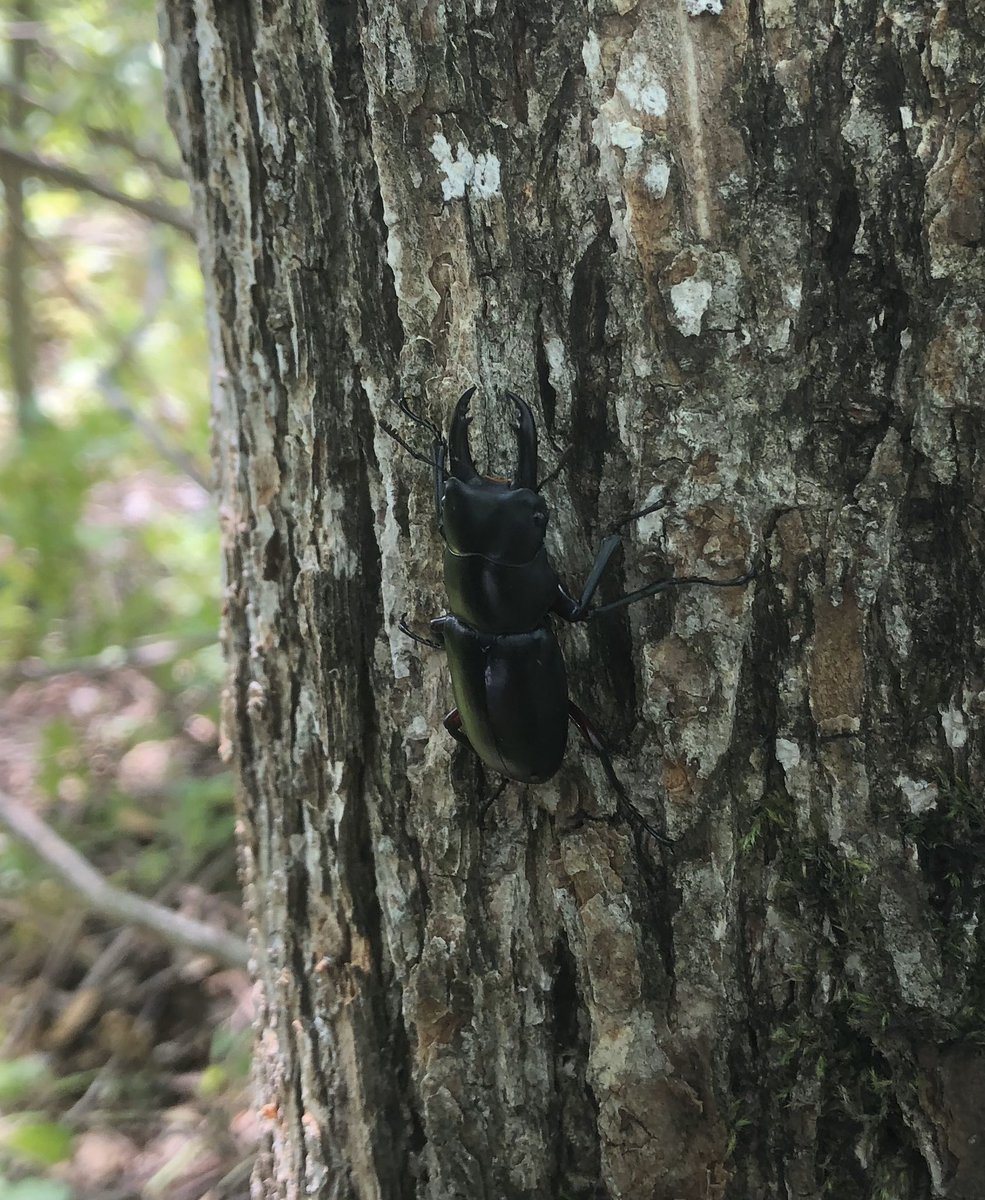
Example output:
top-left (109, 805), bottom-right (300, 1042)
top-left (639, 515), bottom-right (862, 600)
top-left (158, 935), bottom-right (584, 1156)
top-left (842, 96), bottom-right (891, 166)
top-left (253, 81), bottom-right (284, 159)
top-left (472, 152), bottom-right (501, 199)
top-left (429, 133), bottom-right (501, 202)
top-left (896, 775), bottom-right (938, 815)
top-left (664, 250), bottom-right (744, 341)
top-left (939, 700), bottom-right (968, 749)
top-left (430, 133), bottom-right (471, 200)
top-left (630, 345), bottom-right (652, 377)
top-left (291, 681), bottom-right (323, 763)
top-left (767, 319), bottom-right (792, 351)
top-left (816, 751), bottom-right (867, 847)
top-left (686, 0), bottom-right (723, 13)
top-left (879, 892), bottom-right (941, 1009)
top-left (371, 836), bottom-right (422, 969)
top-left (540, 335), bottom-right (574, 400)
top-left (588, 47), bottom-right (676, 256)
top-left (643, 157), bottom-right (671, 198)
top-left (317, 483), bottom-right (359, 575)
top-left (406, 715), bottom-right (430, 741)
top-left (380, 198), bottom-right (404, 295)
top-left (615, 55), bottom-right (669, 118)
top-left (775, 738), bottom-right (801, 770)
top-left (581, 30), bottom-right (602, 80)
top-left (885, 602), bottom-right (911, 660)
top-left (669, 278), bottom-right (713, 337)
top-left (544, 336), bottom-right (567, 379)
top-left (609, 119), bottom-right (644, 153)
top-left (634, 486), bottom-right (668, 542)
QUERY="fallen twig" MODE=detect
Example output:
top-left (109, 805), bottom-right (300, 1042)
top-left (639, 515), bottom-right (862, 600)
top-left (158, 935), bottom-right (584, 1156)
top-left (0, 790), bottom-right (249, 970)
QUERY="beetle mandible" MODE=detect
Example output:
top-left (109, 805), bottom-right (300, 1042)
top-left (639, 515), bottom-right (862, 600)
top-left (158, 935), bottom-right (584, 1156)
top-left (383, 387), bottom-right (756, 841)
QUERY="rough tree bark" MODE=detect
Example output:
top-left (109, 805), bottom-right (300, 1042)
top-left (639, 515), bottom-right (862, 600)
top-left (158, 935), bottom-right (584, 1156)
top-left (161, 1), bottom-right (984, 1197)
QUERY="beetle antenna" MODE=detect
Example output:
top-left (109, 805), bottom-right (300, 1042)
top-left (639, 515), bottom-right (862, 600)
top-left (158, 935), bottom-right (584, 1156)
top-left (536, 444), bottom-right (572, 492)
top-left (478, 777), bottom-right (509, 830)
top-left (379, 421), bottom-right (435, 466)
top-left (615, 793), bottom-right (675, 850)
top-left (396, 397), bottom-right (444, 443)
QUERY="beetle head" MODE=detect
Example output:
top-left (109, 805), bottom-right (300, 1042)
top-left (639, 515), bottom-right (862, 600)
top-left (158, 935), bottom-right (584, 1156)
top-left (442, 388), bottom-right (548, 563)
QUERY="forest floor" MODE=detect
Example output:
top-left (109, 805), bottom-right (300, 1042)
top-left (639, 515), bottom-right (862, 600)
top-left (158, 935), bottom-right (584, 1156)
top-left (0, 483), bottom-right (255, 1200)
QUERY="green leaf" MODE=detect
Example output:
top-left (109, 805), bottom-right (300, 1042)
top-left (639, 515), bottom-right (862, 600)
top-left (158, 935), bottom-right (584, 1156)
top-left (2, 1118), bottom-right (74, 1166)
top-left (0, 1057), bottom-right (51, 1105)
top-left (0, 1176), bottom-right (73, 1200)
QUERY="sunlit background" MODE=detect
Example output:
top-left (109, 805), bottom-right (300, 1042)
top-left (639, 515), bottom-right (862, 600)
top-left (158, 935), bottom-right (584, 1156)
top-left (1, 4), bottom-right (253, 1197)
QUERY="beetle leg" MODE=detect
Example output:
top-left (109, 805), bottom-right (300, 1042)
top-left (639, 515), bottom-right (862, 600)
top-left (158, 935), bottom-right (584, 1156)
top-left (553, 533), bottom-right (624, 621)
top-left (441, 711), bottom-right (507, 827)
top-left (398, 613), bottom-right (444, 649)
top-left (379, 420), bottom-right (433, 464)
top-left (568, 702), bottom-right (674, 848)
top-left (443, 707), bottom-right (473, 750)
top-left (553, 501), bottom-right (672, 621)
top-left (587, 559), bottom-right (759, 619)
top-left (395, 399), bottom-right (447, 523)
top-left (396, 397), bottom-right (443, 441)
top-left (555, 517), bottom-right (758, 620)
top-left (433, 440), bottom-right (446, 524)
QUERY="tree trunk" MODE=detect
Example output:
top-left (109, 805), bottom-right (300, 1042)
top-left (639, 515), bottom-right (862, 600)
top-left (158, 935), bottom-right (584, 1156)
top-left (161, 1), bottom-right (985, 1197)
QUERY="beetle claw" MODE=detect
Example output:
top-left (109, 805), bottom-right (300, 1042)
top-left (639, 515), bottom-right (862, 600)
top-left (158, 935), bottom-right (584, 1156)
top-left (449, 387), bottom-right (479, 481)
top-left (504, 391), bottom-right (538, 490)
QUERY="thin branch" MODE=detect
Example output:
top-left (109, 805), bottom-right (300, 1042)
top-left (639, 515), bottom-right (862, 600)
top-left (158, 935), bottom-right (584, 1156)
top-left (0, 75), bottom-right (41, 105)
top-left (86, 126), bottom-right (186, 183)
top-left (98, 371), bottom-right (212, 490)
top-left (0, 139), bottom-right (194, 235)
top-left (2, 3), bottom-right (38, 429)
top-left (213, 1157), bottom-right (256, 1198)
top-left (0, 790), bottom-right (250, 970)
top-left (0, 77), bottom-right (185, 181)
top-left (94, 238), bottom-right (212, 490)
top-left (16, 222), bottom-right (212, 489)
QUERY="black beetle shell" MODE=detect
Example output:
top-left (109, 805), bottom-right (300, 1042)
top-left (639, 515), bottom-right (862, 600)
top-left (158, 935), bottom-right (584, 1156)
top-left (434, 615), bottom-right (569, 784)
top-left (443, 546), bottom-right (559, 636)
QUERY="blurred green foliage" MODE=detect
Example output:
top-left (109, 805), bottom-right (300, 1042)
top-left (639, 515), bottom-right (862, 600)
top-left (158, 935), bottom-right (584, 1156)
top-left (0, 5), bottom-right (249, 1194)
top-left (0, 0), bottom-right (236, 871)
top-left (0, 1059), bottom-right (73, 1195)
top-left (1, 0), bottom-right (214, 657)
top-left (0, 1179), bottom-right (71, 1200)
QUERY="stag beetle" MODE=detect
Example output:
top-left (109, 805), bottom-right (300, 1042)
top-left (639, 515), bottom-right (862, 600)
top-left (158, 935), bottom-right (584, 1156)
top-left (382, 387), bottom-right (755, 842)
